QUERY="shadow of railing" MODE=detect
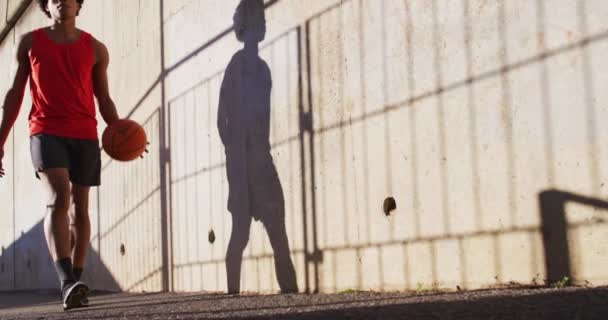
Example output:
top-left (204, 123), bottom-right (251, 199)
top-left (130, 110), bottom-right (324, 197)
top-left (297, 0), bottom-right (608, 292)
top-left (123, 0), bottom-right (283, 121)
top-left (539, 189), bottom-right (608, 284)
top-left (84, 0), bottom-right (608, 294)
top-left (156, 0), bottom-right (608, 294)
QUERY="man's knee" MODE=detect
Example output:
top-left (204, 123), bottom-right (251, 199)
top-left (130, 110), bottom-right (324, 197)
top-left (70, 208), bottom-right (90, 231)
top-left (73, 203), bottom-right (90, 220)
top-left (46, 194), bottom-right (71, 215)
top-left (228, 232), bottom-right (250, 252)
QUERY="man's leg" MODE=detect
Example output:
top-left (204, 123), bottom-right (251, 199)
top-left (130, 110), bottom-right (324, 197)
top-left (226, 213), bottom-right (252, 294)
top-left (41, 168), bottom-right (72, 263)
top-left (263, 206), bottom-right (298, 293)
top-left (68, 202), bottom-right (77, 266)
top-left (71, 183), bottom-right (91, 280)
top-left (40, 168), bottom-right (89, 310)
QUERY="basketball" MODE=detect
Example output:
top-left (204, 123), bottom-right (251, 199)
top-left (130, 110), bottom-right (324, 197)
top-left (102, 119), bottom-right (148, 161)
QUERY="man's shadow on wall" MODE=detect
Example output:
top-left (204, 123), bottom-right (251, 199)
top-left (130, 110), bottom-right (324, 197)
top-left (217, 0), bottom-right (298, 294)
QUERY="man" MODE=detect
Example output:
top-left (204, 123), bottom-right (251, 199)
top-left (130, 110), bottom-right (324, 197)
top-left (0, 0), bottom-right (119, 310)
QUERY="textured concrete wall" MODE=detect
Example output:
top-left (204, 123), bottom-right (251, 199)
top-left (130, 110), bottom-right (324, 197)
top-left (0, 1), bottom-right (6, 31)
top-left (1, 0), bottom-right (608, 293)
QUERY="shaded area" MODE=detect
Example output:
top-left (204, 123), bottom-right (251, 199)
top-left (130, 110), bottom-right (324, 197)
top-left (165, 25), bottom-right (306, 294)
top-left (218, 0), bottom-right (297, 294)
top-left (0, 220), bottom-right (120, 307)
top-left (0, 286), bottom-right (606, 319)
top-left (0, 290), bottom-right (58, 310)
top-left (539, 189), bottom-right (608, 284)
top-left (131, 0), bottom-right (285, 293)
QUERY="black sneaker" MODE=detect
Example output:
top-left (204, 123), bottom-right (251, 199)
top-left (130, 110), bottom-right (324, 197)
top-left (79, 296), bottom-right (90, 307)
top-left (62, 281), bottom-right (90, 310)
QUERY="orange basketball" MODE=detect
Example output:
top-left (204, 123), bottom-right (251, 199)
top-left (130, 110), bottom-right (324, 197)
top-left (102, 119), bottom-right (148, 161)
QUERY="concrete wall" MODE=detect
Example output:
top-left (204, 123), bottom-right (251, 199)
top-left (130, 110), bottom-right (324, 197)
top-left (1, 0), bottom-right (607, 293)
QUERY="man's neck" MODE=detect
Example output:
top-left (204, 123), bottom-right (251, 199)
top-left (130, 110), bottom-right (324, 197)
top-left (50, 19), bottom-right (78, 39)
top-left (243, 41), bottom-right (259, 56)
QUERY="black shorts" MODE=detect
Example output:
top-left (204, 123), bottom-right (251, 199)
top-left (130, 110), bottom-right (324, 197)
top-left (30, 134), bottom-right (101, 186)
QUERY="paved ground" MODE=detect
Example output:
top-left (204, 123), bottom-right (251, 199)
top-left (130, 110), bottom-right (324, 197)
top-left (0, 286), bottom-right (607, 319)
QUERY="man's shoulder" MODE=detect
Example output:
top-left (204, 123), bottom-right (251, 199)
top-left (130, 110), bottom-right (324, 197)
top-left (88, 34), bottom-right (108, 52)
top-left (19, 31), bottom-right (35, 45)
top-left (14, 31), bottom-right (36, 54)
top-left (85, 33), bottom-right (109, 65)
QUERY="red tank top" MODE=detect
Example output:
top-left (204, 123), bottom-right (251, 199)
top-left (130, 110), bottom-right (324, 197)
top-left (28, 28), bottom-right (97, 139)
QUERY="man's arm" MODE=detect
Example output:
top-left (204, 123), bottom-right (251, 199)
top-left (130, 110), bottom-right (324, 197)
top-left (92, 38), bottom-right (119, 126)
top-left (0, 33), bottom-right (32, 177)
top-left (217, 74), bottom-right (231, 146)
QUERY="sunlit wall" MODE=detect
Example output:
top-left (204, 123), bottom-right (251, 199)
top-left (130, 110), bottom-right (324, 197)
top-left (1, 0), bottom-right (607, 293)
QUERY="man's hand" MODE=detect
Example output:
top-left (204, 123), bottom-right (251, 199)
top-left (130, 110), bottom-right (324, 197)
top-left (0, 148), bottom-right (5, 178)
